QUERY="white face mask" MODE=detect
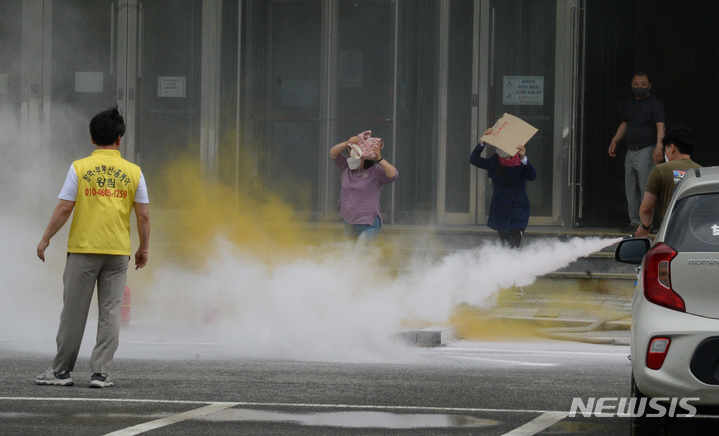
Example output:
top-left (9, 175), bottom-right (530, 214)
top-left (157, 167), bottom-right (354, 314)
top-left (664, 145), bottom-right (672, 163)
top-left (348, 144), bottom-right (363, 160)
top-left (347, 156), bottom-right (361, 170)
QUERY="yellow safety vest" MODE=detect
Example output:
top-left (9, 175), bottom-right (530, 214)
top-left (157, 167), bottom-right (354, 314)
top-left (67, 149), bottom-right (142, 255)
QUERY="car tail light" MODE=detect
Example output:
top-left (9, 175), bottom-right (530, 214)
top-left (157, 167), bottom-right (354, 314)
top-left (643, 242), bottom-right (685, 312)
top-left (647, 337), bottom-right (671, 370)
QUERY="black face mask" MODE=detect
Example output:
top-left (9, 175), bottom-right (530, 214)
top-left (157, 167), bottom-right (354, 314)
top-left (363, 160), bottom-right (375, 170)
top-left (632, 87), bottom-right (649, 98)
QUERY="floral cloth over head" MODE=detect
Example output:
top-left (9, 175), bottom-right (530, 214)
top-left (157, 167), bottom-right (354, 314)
top-left (355, 130), bottom-right (384, 160)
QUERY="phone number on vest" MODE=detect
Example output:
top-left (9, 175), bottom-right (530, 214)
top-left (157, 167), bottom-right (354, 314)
top-left (84, 188), bottom-right (128, 198)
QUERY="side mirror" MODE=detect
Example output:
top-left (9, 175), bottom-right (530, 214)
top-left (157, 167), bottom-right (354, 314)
top-left (615, 238), bottom-right (652, 264)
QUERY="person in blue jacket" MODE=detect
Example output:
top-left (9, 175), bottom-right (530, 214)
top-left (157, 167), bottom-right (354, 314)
top-left (470, 128), bottom-right (536, 248)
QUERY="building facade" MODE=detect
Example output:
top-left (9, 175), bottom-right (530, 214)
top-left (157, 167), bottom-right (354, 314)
top-left (5, 0), bottom-right (718, 229)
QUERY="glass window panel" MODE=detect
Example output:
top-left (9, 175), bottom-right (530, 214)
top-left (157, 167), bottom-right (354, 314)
top-left (337, 0), bottom-right (394, 218)
top-left (139, 0), bottom-right (203, 191)
top-left (266, 0), bottom-right (322, 213)
top-left (0, 0), bottom-right (22, 116)
top-left (218, 0), bottom-right (240, 189)
top-left (445, 0), bottom-right (475, 213)
top-left (394, 1), bottom-right (441, 223)
top-left (51, 0), bottom-right (115, 156)
top-left (487, 0), bottom-right (556, 217)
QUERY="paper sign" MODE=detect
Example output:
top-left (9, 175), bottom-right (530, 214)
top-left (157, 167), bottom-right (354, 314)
top-left (503, 76), bottom-right (544, 105)
top-left (158, 77), bottom-right (186, 97)
top-left (480, 113), bottom-right (538, 156)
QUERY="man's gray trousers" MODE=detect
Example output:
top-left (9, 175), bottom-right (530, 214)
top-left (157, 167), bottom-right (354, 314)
top-left (52, 253), bottom-right (129, 375)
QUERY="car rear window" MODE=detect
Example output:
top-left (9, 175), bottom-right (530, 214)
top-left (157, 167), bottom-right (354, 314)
top-left (664, 193), bottom-right (719, 252)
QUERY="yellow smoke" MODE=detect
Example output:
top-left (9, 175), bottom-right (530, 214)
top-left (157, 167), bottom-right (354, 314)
top-left (146, 156), bottom-right (321, 269)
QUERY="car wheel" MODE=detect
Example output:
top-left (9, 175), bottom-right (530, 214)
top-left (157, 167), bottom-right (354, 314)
top-left (630, 374), bottom-right (668, 436)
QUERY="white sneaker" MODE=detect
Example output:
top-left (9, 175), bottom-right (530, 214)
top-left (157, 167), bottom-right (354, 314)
top-left (89, 373), bottom-right (114, 388)
top-left (35, 368), bottom-right (74, 386)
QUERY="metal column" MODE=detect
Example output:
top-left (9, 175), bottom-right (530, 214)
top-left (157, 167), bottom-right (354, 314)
top-left (116, 0), bottom-right (139, 162)
top-left (20, 0), bottom-right (51, 135)
top-left (200, 0), bottom-right (222, 182)
top-left (436, 0), bottom-right (450, 224)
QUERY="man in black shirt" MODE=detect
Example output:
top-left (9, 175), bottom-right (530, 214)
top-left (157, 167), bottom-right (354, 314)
top-left (608, 72), bottom-right (665, 232)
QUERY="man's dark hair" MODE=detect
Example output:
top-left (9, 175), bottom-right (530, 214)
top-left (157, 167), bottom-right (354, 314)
top-left (662, 125), bottom-right (695, 155)
top-left (633, 71), bottom-right (650, 81)
top-left (89, 107), bottom-right (125, 146)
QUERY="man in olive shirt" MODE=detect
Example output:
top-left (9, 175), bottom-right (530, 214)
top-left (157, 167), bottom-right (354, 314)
top-left (635, 126), bottom-right (701, 237)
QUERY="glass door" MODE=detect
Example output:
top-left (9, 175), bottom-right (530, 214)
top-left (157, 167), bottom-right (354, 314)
top-left (51, 1), bottom-right (117, 155)
top-left (49, 0), bottom-right (143, 160)
top-left (258, 0), bottom-right (397, 220)
top-left (135, 0), bottom-right (203, 188)
top-left (50, 0), bottom-right (203, 189)
top-left (0, 0), bottom-right (22, 120)
top-left (331, 0), bottom-right (396, 221)
top-left (265, 0), bottom-right (323, 216)
top-left (441, 0), bottom-right (480, 224)
top-left (478, 0), bottom-right (561, 225)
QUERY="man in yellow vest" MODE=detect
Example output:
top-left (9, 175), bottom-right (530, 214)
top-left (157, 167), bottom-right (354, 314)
top-left (35, 107), bottom-right (150, 388)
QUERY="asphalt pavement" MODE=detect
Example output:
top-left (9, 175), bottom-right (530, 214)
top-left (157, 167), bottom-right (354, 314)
top-left (0, 248), bottom-right (645, 435)
top-left (2, 340), bottom-right (633, 436)
top-left (5, 338), bottom-right (716, 436)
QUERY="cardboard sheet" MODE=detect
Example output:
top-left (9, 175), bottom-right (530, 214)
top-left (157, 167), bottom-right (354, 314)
top-left (480, 113), bottom-right (538, 156)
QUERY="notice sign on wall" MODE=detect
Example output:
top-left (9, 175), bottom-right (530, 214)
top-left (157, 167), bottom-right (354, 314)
top-left (503, 76), bottom-right (544, 105)
top-left (158, 76), bottom-right (186, 98)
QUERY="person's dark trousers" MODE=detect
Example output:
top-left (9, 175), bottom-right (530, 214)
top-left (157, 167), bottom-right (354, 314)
top-left (498, 228), bottom-right (524, 249)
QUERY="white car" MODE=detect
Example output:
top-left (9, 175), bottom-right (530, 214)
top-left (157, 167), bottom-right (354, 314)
top-left (616, 166), bottom-right (719, 431)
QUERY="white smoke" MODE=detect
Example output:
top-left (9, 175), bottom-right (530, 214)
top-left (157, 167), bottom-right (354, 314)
top-left (0, 106), bottom-right (87, 351)
top-left (126, 235), bottom-right (620, 363)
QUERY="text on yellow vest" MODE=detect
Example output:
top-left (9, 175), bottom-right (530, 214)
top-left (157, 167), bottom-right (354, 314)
top-left (68, 150), bottom-right (141, 255)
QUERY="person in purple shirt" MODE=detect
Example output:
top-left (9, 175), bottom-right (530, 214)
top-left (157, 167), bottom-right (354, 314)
top-left (330, 136), bottom-right (398, 243)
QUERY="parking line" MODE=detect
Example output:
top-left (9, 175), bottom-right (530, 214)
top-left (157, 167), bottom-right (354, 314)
top-left (0, 397), bottom-right (209, 405)
top-left (102, 402), bottom-right (240, 436)
top-left (429, 347), bottom-right (629, 357)
top-left (0, 396), bottom-right (552, 414)
top-left (500, 411), bottom-right (569, 435)
top-left (430, 353), bottom-right (557, 366)
top-left (0, 398), bottom-right (580, 434)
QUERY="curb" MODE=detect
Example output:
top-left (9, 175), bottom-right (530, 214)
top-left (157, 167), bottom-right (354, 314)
top-left (397, 326), bottom-right (457, 347)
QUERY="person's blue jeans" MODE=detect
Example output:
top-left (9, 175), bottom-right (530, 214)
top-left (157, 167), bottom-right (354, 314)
top-left (343, 216), bottom-right (381, 244)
